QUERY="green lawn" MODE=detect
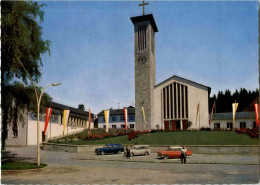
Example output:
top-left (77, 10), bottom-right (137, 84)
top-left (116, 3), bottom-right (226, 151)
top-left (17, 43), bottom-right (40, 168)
top-left (2, 161), bottom-right (47, 170)
top-left (53, 131), bottom-right (259, 145)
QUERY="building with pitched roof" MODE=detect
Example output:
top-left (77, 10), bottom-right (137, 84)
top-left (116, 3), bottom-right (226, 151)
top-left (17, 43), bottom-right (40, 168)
top-left (97, 106), bottom-right (135, 129)
top-left (210, 112), bottom-right (257, 130)
top-left (6, 102), bottom-right (95, 146)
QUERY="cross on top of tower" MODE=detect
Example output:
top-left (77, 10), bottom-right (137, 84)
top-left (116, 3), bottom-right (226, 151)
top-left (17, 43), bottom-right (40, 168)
top-left (139, 0), bottom-right (149, 16)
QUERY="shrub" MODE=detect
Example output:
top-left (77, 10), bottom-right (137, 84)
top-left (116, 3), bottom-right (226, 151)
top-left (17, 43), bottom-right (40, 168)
top-left (187, 121), bottom-right (192, 128)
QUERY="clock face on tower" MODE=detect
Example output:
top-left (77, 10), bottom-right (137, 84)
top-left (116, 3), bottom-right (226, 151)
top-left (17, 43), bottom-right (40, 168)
top-left (137, 55), bottom-right (147, 65)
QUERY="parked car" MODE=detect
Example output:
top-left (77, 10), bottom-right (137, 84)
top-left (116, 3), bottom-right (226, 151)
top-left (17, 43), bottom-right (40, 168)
top-left (95, 144), bottom-right (124, 155)
top-left (157, 146), bottom-right (192, 159)
top-left (124, 145), bottom-right (151, 156)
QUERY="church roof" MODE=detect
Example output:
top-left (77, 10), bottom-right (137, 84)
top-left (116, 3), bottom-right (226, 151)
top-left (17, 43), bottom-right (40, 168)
top-left (211, 112), bottom-right (255, 120)
top-left (130, 14), bottom-right (158, 32)
top-left (98, 106), bottom-right (135, 116)
top-left (154, 75), bottom-right (211, 91)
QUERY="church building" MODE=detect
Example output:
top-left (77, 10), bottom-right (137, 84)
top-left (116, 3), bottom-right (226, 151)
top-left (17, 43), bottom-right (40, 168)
top-left (130, 11), bottom-right (211, 131)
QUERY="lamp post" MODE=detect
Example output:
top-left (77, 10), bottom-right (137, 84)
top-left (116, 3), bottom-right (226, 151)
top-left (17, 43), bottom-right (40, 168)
top-left (37, 82), bottom-right (61, 166)
top-left (17, 59), bottom-right (61, 166)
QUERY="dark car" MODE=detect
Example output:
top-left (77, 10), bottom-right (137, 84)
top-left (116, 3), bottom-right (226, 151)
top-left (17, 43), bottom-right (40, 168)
top-left (95, 144), bottom-right (124, 155)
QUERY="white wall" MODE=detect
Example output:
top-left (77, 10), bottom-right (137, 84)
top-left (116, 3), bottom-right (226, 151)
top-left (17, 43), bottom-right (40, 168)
top-left (210, 119), bottom-right (255, 129)
top-left (153, 77), bottom-right (209, 130)
top-left (6, 113), bottom-right (94, 146)
top-left (6, 110), bottom-right (28, 147)
top-left (153, 85), bottom-right (162, 129)
top-left (185, 81), bottom-right (209, 129)
top-left (27, 120), bottom-right (86, 145)
top-left (98, 121), bottom-right (135, 129)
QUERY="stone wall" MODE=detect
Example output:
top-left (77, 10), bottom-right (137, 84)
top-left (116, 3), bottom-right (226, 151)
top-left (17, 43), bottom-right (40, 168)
top-left (43, 143), bottom-right (259, 155)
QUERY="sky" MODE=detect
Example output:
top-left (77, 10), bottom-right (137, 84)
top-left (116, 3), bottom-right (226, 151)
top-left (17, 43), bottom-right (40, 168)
top-left (38, 0), bottom-right (259, 114)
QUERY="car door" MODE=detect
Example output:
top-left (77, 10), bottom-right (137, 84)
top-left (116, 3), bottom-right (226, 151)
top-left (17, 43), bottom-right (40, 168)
top-left (135, 147), bottom-right (141, 155)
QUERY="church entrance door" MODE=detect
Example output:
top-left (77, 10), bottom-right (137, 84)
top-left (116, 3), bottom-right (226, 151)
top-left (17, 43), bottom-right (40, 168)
top-left (170, 120), bottom-right (176, 130)
top-left (183, 120), bottom-right (188, 130)
top-left (164, 121), bottom-right (169, 131)
top-left (176, 120), bottom-right (180, 130)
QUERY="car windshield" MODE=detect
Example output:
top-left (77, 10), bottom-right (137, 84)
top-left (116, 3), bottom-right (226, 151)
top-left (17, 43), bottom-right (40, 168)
top-left (169, 147), bottom-right (181, 151)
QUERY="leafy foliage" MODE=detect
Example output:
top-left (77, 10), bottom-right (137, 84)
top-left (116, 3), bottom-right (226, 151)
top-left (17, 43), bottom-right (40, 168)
top-left (2, 1), bottom-right (51, 85)
top-left (1, 1), bottom-right (51, 150)
top-left (78, 104), bottom-right (85, 111)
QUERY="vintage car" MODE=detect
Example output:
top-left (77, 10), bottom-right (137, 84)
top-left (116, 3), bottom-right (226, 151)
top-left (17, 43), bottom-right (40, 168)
top-left (157, 146), bottom-right (192, 159)
top-left (95, 144), bottom-right (124, 155)
top-left (124, 145), bottom-right (151, 156)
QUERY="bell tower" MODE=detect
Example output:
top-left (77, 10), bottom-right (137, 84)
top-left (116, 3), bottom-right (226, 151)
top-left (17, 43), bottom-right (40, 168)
top-left (130, 14), bottom-right (158, 130)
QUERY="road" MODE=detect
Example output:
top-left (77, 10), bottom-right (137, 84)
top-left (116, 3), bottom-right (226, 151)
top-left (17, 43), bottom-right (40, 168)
top-left (2, 146), bottom-right (259, 184)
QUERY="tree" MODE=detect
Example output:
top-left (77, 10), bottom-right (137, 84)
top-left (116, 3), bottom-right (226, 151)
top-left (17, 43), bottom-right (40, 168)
top-left (78, 104), bottom-right (85, 111)
top-left (1, 1), bottom-right (51, 150)
top-left (209, 88), bottom-right (259, 113)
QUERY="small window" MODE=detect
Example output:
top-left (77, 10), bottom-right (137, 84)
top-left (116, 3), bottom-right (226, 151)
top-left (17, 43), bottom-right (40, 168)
top-left (130, 124), bottom-right (134, 128)
top-left (240, 122), bottom-right (246, 129)
top-left (214, 123), bottom-right (220, 129)
top-left (120, 116), bottom-right (125, 121)
top-left (227, 122), bottom-right (233, 130)
top-left (112, 125), bottom-right (117, 129)
top-left (112, 117), bottom-right (116, 122)
top-left (129, 115), bottom-right (135, 121)
top-left (121, 125), bottom-right (125, 128)
top-left (12, 124), bottom-right (18, 138)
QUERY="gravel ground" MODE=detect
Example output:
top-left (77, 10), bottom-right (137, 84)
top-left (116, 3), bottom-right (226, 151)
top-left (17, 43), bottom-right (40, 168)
top-left (2, 146), bottom-right (259, 184)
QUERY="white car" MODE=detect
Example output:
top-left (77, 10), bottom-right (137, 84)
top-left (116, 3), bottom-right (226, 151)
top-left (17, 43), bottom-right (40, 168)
top-left (125, 145), bottom-right (151, 156)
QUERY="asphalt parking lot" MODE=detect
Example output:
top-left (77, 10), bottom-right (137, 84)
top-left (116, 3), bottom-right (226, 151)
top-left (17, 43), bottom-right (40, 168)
top-left (2, 146), bottom-right (259, 184)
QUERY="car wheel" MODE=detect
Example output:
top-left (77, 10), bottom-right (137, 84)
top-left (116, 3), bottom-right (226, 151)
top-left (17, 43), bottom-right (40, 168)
top-left (164, 155), bottom-right (168, 159)
top-left (144, 152), bottom-right (149, 156)
top-left (131, 152), bottom-right (134, 157)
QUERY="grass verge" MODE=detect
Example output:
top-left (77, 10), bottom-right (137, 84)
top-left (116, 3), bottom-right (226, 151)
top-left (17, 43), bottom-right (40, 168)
top-left (2, 161), bottom-right (47, 170)
top-left (52, 131), bottom-right (259, 145)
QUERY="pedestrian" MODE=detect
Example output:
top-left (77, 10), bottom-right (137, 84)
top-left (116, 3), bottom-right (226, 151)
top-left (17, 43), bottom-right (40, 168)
top-left (180, 146), bottom-right (187, 164)
top-left (126, 145), bottom-right (131, 159)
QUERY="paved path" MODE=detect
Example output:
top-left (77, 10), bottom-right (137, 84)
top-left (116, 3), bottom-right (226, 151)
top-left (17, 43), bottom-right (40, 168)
top-left (2, 146), bottom-right (259, 184)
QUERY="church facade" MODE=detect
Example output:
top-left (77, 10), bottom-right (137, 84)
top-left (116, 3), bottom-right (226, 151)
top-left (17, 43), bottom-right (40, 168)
top-left (130, 14), bottom-right (211, 131)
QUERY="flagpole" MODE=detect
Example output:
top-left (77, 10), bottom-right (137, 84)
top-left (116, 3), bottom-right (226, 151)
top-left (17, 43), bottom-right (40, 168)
top-left (50, 118), bottom-right (51, 140)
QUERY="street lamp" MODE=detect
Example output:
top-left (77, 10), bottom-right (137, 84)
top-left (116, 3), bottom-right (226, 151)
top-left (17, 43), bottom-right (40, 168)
top-left (37, 82), bottom-right (61, 166)
top-left (17, 59), bottom-right (61, 166)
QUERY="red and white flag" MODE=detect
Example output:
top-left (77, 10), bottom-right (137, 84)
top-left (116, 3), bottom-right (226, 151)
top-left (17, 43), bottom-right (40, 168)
top-left (88, 108), bottom-right (91, 135)
top-left (124, 108), bottom-right (128, 131)
top-left (209, 102), bottom-right (216, 125)
top-left (44, 108), bottom-right (53, 135)
top-left (254, 104), bottom-right (259, 127)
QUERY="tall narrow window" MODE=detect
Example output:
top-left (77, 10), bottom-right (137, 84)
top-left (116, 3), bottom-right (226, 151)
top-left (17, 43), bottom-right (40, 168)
top-left (185, 86), bottom-right (188, 118)
top-left (174, 82), bottom-right (177, 119)
top-left (163, 88), bottom-right (166, 119)
top-left (181, 85), bottom-right (184, 118)
top-left (177, 84), bottom-right (180, 118)
top-left (170, 84), bottom-right (173, 119)
top-left (138, 25), bottom-right (146, 51)
top-left (167, 86), bottom-right (169, 119)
